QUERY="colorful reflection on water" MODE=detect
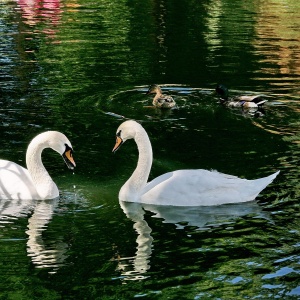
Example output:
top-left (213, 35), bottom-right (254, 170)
top-left (0, 0), bottom-right (300, 298)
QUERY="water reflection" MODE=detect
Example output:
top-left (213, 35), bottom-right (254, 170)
top-left (26, 199), bottom-right (68, 273)
top-left (143, 201), bottom-right (271, 229)
top-left (118, 200), bottom-right (270, 280)
top-left (203, 0), bottom-right (223, 57)
top-left (117, 201), bottom-right (153, 281)
top-left (1, 0), bottom-right (300, 297)
top-left (0, 198), bottom-right (68, 274)
top-left (17, 0), bottom-right (63, 39)
top-left (253, 0), bottom-right (300, 91)
top-left (0, 198), bottom-right (33, 222)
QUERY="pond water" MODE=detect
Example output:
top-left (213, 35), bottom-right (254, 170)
top-left (0, 0), bottom-right (300, 299)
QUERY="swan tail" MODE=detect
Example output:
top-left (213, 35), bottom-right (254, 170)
top-left (250, 170), bottom-right (280, 199)
top-left (263, 170), bottom-right (280, 183)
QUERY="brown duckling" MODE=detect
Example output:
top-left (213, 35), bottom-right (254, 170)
top-left (146, 84), bottom-right (176, 109)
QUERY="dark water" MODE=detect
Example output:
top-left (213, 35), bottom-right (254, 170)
top-left (1, 0), bottom-right (300, 299)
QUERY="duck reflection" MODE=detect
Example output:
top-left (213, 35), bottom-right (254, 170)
top-left (0, 198), bottom-right (68, 273)
top-left (118, 200), bottom-right (270, 280)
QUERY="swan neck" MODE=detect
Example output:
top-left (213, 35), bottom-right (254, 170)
top-left (135, 130), bottom-right (152, 184)
top-left (124, 129), bottom-right (153, 200)
top-left (26, 138), bottom-right (55, 197)
top-left (26, 140), bottom-right (46, 173)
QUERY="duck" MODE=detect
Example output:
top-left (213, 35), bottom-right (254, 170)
top-left (146, 84), bottom-right (176, 108)
top-left (0, 131), bottom-right (76, 200)
top-left (215, 84), bottom-right (267, 108)
top-left (112, 120), bottom-right (279, 206)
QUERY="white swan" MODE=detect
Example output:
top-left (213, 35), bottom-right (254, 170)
top-left (0, 131), bottom-right (75, 200)
top-left (112, 120), bottom-right (279, 206)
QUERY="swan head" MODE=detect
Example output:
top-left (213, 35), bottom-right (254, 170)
top-left (33, 131), bottom-right (76, 170)
top-left (112, 120), bottom-right (142, 152)
top-left (51, 132), bottom-right (76, 170)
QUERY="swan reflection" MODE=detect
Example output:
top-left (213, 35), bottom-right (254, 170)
top-left (0, 198), bottom-right (68, 273)
top-left (117, 201), bottom-right (153, 280)
top-left (26, 199), bottom-right (68, 273)
top-left (142, 201), bottom-right (270, 229)
top-left (119, 200), bottom-right (270, 280)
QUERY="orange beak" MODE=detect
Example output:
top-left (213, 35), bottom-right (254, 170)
top-left (112, 136), bottom-right (123, 153)
top-left (63, 148), bottom-right (76, 170)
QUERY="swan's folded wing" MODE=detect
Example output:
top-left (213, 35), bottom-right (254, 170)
top-left (141, 169), bottom-right (267, 206)
top-left (0, 160), bottom-right (38, 200)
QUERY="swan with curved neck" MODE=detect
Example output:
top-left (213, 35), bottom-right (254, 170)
top-left (113, 120), bottom-right (279, 206)
top-left (0, 131), bottom-right (75, 200)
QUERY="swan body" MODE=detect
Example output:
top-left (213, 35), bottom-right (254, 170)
top-left (113, 120), bottom-right (279, 206)
top-left (0, 131), bottom-right (75, 200)
top-left (146, 84), bottom-right (176, 109)
top-left (216, 84), bottom-right (267, 108)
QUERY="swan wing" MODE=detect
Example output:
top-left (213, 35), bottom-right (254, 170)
top-left (141, 169), bottom-right (278, 206)
top-left (0, 160), bottom-right (39, 200)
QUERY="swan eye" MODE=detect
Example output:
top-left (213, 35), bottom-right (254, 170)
top-left (116, 130), bottom-right (122, 137)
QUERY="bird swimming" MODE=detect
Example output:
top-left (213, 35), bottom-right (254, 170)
top-left (146, 84), bottom-right (176, 109)
top-left (0, 131), bottom-right (75, 200)
top-left (112, 120), bottom-right (279, 206)
top-left (215, 84), bottom-right (267, 108)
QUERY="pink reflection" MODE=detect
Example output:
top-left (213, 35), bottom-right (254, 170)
top-left (17, 0), bottom-right (63, 40)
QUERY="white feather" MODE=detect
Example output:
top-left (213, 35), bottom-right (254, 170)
top-left (114, 120), bottom-right (279, 206)
top-left (0, 131), bottom-right (74, 200)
